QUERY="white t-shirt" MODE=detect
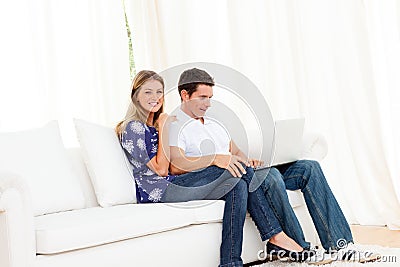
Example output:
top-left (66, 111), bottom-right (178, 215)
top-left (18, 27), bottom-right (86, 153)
top-left (169, 108), bottom-right (231, 157)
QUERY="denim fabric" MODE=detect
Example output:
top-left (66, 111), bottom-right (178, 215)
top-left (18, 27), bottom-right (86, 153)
top-left (162, 166), bottom-right (240, 202)
top-left (162, 166), bottom-right (246, 266)
top-left (162, 166), bottom-right (285, 267)
top-left (241, 167), bottom-right (283, 241)
top-left (263, 160), bottom-right (353, 251)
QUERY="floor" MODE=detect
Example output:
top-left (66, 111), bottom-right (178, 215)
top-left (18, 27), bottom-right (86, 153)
top-left (244, 225), bottom-right (400, 267)
top-left (351, 225), bottom-right (400, 248)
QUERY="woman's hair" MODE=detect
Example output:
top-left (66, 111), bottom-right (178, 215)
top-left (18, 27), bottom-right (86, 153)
top-left (116, 70), bottom-right (164, 139)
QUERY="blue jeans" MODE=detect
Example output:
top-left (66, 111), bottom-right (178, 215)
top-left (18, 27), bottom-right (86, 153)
top-left (263, 160), bottom-right (353, 251)
top-left (162, 166), bottom-right (283, 267)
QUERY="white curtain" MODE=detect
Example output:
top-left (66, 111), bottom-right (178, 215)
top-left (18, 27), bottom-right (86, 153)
top-left (0, 0), bottom-right (131, 146)
top-left (1, 0), bottom-right (399, 229)
top-left (127, 0), bottom-right (400, 228)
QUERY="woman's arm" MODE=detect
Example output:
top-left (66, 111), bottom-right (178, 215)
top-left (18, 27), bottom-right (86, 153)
top-left (146, 114), bottom-right (175, 176)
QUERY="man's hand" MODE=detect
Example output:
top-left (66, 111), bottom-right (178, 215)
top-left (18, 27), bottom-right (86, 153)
top-left (213, 154), bottom-right (250, 177)
top-left (248, 158), bottom-right (264, 168)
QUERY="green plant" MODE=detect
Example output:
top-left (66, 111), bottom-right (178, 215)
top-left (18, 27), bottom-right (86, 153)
top-left (123, 0), bottom-right (136, 79)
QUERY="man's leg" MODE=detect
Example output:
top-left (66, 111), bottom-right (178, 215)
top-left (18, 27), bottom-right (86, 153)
top-left (162, 166), bottom-right (239, 202)
top-left (258, 167), bottom-right (310, 249)
top-left (162, 166), bottom-right (248, 267)
top-left (219, 179), bottom-right (248, 267)
top-left (276, 160), bottom-right (353, 251)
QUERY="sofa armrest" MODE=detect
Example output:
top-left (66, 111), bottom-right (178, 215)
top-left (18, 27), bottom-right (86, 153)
top-left (301, 132), bottom-right (328, 161)
top-left (0, 172), bottom-right (36, 267)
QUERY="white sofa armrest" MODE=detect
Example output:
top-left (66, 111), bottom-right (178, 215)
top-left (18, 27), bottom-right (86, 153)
top-left (0, 172), bottom-right (36, 267)
top-left (301, 132), bottom-right (328, 161)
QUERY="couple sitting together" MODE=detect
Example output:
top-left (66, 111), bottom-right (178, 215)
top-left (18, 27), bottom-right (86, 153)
top-left (115, 68), bottom-right (379, 267)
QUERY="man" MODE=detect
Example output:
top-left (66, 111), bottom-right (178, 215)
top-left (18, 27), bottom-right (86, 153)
top-left (168, 67), bottom-right (379, 265)
top-left (165, 68), bottom-right (321, 267)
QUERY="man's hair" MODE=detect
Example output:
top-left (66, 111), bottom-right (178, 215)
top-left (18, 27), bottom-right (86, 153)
top-left (178, 68), bottom-right (215, 99)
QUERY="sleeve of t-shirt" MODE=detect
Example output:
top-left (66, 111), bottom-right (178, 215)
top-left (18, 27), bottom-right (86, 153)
top-left (168, 121), bottom-right (186, 151)
top-left (121, 120), bottom-right (151, 165)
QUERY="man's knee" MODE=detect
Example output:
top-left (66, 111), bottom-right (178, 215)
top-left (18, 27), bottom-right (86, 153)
top-left (293, 160), bottom-right (327, 188)
top-left (263, 167), bottom-right (285, 189)
top-left (295, 160), bottom-right (322, 181)
top-left (296, 159), bottom-right (321, 170)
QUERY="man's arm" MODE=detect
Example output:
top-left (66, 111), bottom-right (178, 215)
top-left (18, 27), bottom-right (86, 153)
top-left (230, 140), bottom-right (247, 159)
top-left (169, 146), bottom-right (219, 175)
top-left (170, 146), bottom-right (249, 177)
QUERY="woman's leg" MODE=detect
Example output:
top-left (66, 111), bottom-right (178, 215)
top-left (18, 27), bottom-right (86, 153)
top-left (240, 167), bottom-right (282, 240)
top-left (241, 166), bottom-right (307, 251)
top-left (173, 166), bottom-right (309, 251)
top-left (163, 166), bottom-right (309, 265)
top-left (257, 167), bottom-right (311, 249)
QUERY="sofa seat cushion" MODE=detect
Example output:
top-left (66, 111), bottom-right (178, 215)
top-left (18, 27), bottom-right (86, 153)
top-left (35, 200), bottom-right (224, 254)
top-left (35, 190), bottom-right (304, 255)
top-left (162, 200), bottom-right (225, 223)
top-left (287, 190), bottom-right (304, 208)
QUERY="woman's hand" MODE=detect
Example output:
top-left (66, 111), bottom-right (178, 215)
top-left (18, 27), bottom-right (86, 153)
top-left (157, 113), bottom-right (177, 131)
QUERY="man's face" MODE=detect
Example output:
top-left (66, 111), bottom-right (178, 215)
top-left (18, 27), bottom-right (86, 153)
top-left (182, 84), bottom-right (213, 118)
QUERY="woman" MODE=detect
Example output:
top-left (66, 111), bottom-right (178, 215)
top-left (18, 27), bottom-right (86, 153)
top-left (116, 70), bottom-right (175, 203)
top-left (116, 70), bottom-right (317, 266)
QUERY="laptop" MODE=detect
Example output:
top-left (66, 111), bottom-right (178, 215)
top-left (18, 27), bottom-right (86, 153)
top-left (255, 118), bottom-right (305, 169)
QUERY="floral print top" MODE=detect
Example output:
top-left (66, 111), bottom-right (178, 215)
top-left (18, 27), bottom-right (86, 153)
top-left (121, 120), bottom-right (175, 203)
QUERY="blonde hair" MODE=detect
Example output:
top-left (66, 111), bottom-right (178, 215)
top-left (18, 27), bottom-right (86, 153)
top-left (116, 70), bottom-right (164, 139)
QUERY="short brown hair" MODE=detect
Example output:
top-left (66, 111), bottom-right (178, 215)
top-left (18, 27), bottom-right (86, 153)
top-left (178, 68), bottom-right (214, 99)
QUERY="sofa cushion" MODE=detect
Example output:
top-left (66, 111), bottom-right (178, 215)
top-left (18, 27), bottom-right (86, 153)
top-left (66, 148), bottom-right (99, 208)
top-left (287, 190), bottom-right (304, 208)
top-left (74, 119), bottom-right (136, 207)
top-left (0, 121), bottom-right (85, 216)
top-left (35, 200), bottom-right (224, 254)
top-left (162, 200), bottom-right (225, 223)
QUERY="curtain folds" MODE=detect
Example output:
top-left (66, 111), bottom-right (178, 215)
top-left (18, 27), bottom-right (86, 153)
top-left (0, 0), bottom-right (131, 146)
top-left (127, 0), bottom-right (400, 228)
top-left (1, 0), bottom-right (399, 228)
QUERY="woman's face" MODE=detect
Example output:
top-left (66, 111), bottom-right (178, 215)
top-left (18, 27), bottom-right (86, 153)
top-left (136, 79), bottom-right (164, 113)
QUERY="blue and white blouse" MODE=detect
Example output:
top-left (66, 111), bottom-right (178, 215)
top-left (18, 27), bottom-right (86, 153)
top-left (121, 120), bottom-right (175, 203)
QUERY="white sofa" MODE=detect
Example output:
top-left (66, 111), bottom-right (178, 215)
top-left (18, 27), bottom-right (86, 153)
top-left (0, 119), bottom-right (327, 267)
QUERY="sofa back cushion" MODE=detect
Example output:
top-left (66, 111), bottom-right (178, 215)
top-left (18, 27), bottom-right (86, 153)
top-left (0, 121), bottom-right (85, 216)
top-left (66, 147), bottom-right (99, 208)
top-left (74, 119), bottom-right (136, 207)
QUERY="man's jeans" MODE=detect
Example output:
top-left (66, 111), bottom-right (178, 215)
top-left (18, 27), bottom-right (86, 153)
top-left (263, 160), bottom-right (353, 251)
top-left (162, 166), bottom-right (283, 267)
